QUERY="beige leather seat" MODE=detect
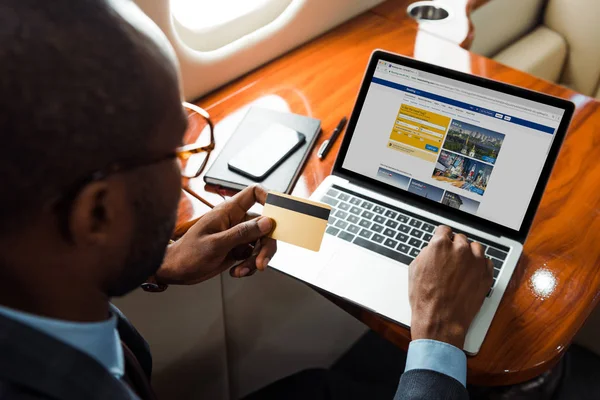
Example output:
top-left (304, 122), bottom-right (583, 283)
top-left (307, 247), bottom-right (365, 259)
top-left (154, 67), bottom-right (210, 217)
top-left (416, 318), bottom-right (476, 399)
top-left (470, 0), bottom-right (600, 99)
top-left (471, 0), bottom-right (600, 356)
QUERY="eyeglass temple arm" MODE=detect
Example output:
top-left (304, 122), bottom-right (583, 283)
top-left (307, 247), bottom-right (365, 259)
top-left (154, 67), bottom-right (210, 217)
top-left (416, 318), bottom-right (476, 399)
top-left (172, 217), bottom-right (199, 240)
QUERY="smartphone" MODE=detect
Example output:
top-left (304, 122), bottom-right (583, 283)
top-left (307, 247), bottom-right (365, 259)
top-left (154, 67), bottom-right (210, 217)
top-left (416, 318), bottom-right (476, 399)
top-left (228, 123), bottom-right (306, 181)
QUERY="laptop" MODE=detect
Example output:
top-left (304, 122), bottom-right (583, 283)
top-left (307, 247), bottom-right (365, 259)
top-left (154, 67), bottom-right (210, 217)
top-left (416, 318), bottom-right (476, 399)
top-left (270, 50), bottom-right (575, 354)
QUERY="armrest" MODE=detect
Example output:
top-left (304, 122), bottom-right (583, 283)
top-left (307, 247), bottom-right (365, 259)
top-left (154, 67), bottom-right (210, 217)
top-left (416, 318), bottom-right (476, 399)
top-left (494, 26), bottom-right (567, 83)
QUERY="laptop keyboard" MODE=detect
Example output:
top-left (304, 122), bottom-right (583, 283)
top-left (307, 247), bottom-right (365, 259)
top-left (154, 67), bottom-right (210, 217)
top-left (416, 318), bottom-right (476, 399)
top-left (320, 186), bottom-right (509, 296)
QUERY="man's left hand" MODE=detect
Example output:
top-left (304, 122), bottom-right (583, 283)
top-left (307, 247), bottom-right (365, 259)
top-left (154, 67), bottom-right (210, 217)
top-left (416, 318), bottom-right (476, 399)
top-left (156, 185), bottom-right (277, 285)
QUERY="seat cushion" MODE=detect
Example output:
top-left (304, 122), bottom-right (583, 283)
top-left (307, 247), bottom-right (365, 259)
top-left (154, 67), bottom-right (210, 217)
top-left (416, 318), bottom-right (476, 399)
top-left (494, 26), bottom-right (567, 83)
top-left (545, 0), bottom-right (600, 96)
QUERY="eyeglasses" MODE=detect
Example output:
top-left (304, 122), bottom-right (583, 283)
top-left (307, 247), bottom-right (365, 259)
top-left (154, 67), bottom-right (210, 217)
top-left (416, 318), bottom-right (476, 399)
top-left (178, 102), bottom-right (215, 179)
top-left (52, 102), bottom-right (216, 213)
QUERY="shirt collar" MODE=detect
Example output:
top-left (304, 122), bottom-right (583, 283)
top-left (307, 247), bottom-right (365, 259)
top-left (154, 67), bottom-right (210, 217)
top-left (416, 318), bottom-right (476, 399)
top-left (0, 304), bottom-right (124, 378)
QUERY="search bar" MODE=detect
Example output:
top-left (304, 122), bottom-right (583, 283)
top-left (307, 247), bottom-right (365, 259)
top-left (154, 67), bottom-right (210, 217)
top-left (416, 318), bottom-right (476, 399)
top-left (399, 114), bottom-right (446, 131)
top-left (420, 127), bottom-right (443, 138)
top-left (396, 120), bottom-right (420, 130)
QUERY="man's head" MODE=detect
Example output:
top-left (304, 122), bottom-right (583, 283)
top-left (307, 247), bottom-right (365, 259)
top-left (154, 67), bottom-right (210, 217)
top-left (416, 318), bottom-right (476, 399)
top-left (0, 0), bottom-right (187, 312)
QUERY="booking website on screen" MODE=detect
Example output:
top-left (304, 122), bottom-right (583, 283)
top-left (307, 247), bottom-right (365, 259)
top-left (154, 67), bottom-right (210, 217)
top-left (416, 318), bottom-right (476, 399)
top-left (342, 60), bottom-right (566, 231)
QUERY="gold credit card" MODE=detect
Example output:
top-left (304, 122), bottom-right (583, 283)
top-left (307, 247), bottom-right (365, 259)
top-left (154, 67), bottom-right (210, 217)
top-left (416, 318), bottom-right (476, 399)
top-left (262, 191), bottom-right (332, 252)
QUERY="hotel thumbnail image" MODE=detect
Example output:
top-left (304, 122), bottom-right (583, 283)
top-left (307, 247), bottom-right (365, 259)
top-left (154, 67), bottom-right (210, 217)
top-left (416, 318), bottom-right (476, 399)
top-left (432, 150), bottom-right (493, 196)
top-left (407, 179), bottom-right (445, 202)
top-left (376, 167), bottom-right (411, 190)
top-left (443, 120), bottom-right (505, 165)
top-left (442, 191), bottom-right (480, 215)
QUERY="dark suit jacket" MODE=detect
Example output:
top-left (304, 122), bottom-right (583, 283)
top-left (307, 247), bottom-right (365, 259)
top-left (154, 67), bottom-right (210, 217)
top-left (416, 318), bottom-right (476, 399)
top-left (0, 305), bottom-right (151, 400)
top-left (0, 305), bottom-right (468, 400)
top-left (394, 369), bottom-right (468, 400)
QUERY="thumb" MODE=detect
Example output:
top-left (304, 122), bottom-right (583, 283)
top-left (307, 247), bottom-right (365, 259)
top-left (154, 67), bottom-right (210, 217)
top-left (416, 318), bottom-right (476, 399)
top-left (218, 217), bottom-right (274, 249)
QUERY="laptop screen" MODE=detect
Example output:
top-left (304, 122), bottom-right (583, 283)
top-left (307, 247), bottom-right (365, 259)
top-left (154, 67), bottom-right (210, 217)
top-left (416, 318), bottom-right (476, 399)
top-left (341, 58), bottom-right (567, 231)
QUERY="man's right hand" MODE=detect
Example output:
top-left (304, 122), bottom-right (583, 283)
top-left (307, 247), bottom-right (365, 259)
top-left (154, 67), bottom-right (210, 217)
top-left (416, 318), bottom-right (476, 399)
top-left (408, 225), bottom-right (494, 349)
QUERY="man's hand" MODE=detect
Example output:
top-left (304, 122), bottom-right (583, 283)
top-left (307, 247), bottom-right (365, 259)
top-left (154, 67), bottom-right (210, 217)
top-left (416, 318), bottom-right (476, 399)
top-left (409, 225), bottom-right (493, 348)
top-left (156, 185), bottom-right (277, 285)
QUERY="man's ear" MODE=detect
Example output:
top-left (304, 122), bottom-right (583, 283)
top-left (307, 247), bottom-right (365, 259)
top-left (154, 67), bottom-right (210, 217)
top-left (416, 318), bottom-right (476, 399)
top-left (68, 180), bottom-right (128, 246)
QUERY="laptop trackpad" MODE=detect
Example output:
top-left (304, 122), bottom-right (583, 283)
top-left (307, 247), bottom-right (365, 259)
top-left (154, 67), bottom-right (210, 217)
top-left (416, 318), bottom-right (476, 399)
top-left (315, 245), bottom-right (412, 326)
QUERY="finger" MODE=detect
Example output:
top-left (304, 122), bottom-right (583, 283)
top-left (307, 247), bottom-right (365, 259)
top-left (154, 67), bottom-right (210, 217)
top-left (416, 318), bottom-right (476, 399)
top-left (231, 243), bottom-right (254, 260)
top-left (256, 237), bottom-right (277, 271)
top-left (244, 211), bottom-right (261, 222)
top-left (486, 258), bottom-right (494, 279)
top-left (453, 233), bottom-right (469, 247)
top-left (433, 225), bottom-right (453, 240)
top-left (229, 256), bottom-right (259, 278)
top-left (217, 216), bottom-right (274, 249)
top-left (230, 185), bottom-right (269, 211)
top-left (470, 241), bottom-right (486, 259)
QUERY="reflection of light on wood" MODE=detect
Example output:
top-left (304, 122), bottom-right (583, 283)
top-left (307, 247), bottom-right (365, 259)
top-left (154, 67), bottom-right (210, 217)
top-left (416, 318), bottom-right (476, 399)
top-left (530, 268), bottom-right (557, 299)
top-left (413, 31), bottom-right (471, 73)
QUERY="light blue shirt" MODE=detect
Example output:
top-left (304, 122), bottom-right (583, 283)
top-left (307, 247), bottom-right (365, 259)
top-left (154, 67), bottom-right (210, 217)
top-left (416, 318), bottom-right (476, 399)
top-left (404, 339), bottom-right (467, 386)
top-left (0, 304), bottom-right (124, 378)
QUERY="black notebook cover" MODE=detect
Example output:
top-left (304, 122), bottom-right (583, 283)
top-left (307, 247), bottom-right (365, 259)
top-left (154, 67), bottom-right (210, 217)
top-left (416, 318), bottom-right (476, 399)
top-left (204, 107), bottom-right (321, 193)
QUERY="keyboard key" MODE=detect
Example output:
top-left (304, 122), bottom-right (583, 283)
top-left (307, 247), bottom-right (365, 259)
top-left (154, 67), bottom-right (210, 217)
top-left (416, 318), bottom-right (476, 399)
top-left (361, 201), bottom-right (373, 210)
top-left (422, 223), bottom-right (435, 233)
top-left (350, 197), bottom-right (362, 205)
top-left (354, 237), bottom-right (414, 265)
top-left (396, 232), bottom-right (409, 242)
top-left (373, 234), bottom-right (385, 243)
top-left (339, 202), bottom-right (350, 211)
top-left (373, 206), bottom-right (385, 214)
top-left (372, 224), bottom-right (384, 233)
top-left (321, 196), bottom-right (339, 207)
top-left (361, 210), bottom-right (374, 219)
top-left (493, 268), bottom-right (500, 278)
top-left (328, 216), bottom-right (337, 225)
top-left (398, 224), bottom-right (411, 233)
top-left (383, 228), bottom-right (396, 238)
top-left (421, 242), bottom-right (428, 249)
top-left (410, 248), bottom-right (421, 257)
top-left (385, 220), bottom-right (398, 229)
top-left (408, 237), bottom-right (423, 248)
top-left (335, 210), bottom-right (348, 219)
top-left (385, 210), bottom-right (398, 219)
top-left (327, 188), bottom-right (339, 197)
top-left (359, 229), bottom-right (372, 239)
top-left (335, 220), bottom-right (348, 230)
top-left (409, 219), bottom-right (422, 228)
top-left (338, 193), bottom-right (350, 201)
top-left (384, 238), bottom-right (398, 248)
top-left (358, 219), bottom-right (371, 229)
top-left (338, 231), bottom-right (355, 242)
top-left (347, 224), bottom-right (360, 234)
top-left (423, 233), bottom-right (433, 242)
top-left (487, 247), bottom-right (507, 261)
top-left (326, 226), bottom-right (340, 236)
top-left (396, 214), bottom-right (409, 223)
top-left (490, 257), bottom-right (503, 270)
top-left (374, 215), bottom-right (386, 224)
top-left (397, 244), bottom-right (410, 254)
top-left (350, 206), bottom-right (361, 215)
top-left (411, 229), bottom-right (424, 238)
top-left (347, 215), bottom-right (360, 224)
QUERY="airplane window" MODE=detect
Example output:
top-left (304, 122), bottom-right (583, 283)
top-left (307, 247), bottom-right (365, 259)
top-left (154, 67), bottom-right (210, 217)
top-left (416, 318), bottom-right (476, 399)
top-left (171, 0), bottom-right (294, 52)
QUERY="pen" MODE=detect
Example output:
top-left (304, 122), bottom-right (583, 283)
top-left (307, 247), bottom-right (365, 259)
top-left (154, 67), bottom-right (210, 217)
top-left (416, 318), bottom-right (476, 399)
top-left (317, 116), bottom-right (348, 159)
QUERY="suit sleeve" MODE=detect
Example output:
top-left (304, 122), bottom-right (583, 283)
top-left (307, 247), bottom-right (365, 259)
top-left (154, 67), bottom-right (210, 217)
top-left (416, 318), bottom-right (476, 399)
top-left (394, 369), bottom-right (469, 400)
top-left (394, 340), bottom-right (469, 400)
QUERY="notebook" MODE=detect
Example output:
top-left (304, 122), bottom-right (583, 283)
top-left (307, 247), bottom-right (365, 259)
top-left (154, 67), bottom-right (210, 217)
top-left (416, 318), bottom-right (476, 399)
top-left (204, 107), bottom-right (321, 193)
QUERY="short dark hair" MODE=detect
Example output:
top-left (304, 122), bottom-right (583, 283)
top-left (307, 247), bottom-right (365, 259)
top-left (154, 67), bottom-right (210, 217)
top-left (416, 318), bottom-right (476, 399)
top-left (0, 0), bottom-right (178, 229)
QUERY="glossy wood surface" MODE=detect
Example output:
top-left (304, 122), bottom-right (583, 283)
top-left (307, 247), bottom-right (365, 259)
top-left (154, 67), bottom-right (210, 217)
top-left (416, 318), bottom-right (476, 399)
top-left (176, 1), bottom-right (600, 386)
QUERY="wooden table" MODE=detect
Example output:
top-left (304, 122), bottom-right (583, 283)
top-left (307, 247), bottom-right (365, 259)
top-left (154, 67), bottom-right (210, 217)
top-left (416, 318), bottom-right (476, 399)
top-left (176, 0), bottom-right (600, 387)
